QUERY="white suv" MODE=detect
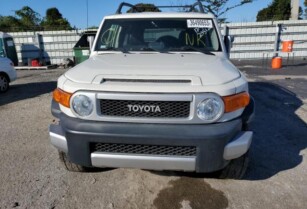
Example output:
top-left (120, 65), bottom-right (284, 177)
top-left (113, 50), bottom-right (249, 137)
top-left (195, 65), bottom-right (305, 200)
top-left (49, 2), bottom-right (254, 179)
top-left (0, 57), bottom-right (17, 92)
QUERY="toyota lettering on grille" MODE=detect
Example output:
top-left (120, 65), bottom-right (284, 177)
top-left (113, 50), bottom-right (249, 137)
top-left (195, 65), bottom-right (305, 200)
top-left (127, 104), bottom-right (162, 113)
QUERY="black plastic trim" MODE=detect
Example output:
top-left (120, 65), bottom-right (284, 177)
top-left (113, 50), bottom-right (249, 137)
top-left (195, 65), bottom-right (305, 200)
top-left (242, 96), bottom-right (255, 125)
top-left (51, 99), bottom-right (61, 118)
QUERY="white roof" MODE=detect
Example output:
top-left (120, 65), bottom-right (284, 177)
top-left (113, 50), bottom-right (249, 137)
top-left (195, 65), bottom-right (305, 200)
top-left (105, 12), bottom-right (215, 19)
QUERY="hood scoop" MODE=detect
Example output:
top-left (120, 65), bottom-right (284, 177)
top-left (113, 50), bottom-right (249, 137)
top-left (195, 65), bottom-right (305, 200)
top-left (92, 75), bottom-right (202, 86)
top-left (101, 78), bottom-right (191, 84)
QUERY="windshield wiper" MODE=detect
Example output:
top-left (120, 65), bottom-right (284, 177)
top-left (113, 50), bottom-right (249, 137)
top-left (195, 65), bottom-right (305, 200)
top-left (139, 47), bottom-right (168, 53)
top-left (140, 47), bottom-right (159, 52)
top-left (100, 47), bottom-right (129, 53)
top-left (168, 46), bottom-right (215, 56)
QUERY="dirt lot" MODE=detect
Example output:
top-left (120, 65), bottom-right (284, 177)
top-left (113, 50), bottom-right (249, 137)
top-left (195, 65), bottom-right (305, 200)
top-left (0, 61), bottom-right (306, 209)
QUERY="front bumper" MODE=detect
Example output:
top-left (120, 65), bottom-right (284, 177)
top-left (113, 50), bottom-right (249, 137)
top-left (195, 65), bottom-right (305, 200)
top-left (49, 104), bottom-right (253, 173)
top-left (8, 67), bottom-right (17, 82)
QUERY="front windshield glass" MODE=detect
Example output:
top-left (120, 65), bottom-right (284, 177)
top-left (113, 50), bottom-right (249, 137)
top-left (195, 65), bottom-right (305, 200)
top-left (95, 18), bottom-right (221, 52)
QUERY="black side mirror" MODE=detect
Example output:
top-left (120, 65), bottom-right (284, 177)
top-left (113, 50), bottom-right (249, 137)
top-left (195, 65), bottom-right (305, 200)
top-left (224, 35), bottom-right (234, 56)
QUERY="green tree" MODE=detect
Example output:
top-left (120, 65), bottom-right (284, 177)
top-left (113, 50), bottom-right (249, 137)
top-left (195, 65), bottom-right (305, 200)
top-left (15, 6), bottom-right (41, 29)
top-left (127, 3), bottom-right (161, 13)
top-left (41, 8), bottom-right (72, 30)
top-left (256, 0), bottom-right (302, 21)
top-left (305, 0), bottom-right (307, 19)
top-left (87, 26), bottom-right (99, 29)
top-left (0, 15), bottom-right (22, 32)
top-left (176, 0), bottom-right (252, 22)
top-left (200, 0), bottom-right (253, 17)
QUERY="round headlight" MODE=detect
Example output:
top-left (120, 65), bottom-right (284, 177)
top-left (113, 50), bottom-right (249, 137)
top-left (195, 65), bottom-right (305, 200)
top-left (72, 95), bottom-right (93, 117)
top-left (197, 98), bottom-right (224, 121)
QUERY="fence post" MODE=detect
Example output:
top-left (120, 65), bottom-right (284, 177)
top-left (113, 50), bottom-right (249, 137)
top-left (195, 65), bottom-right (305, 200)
top-left (274, 24), bottom-right (282, 57)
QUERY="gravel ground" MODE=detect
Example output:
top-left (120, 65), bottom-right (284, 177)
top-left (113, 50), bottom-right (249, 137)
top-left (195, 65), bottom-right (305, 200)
top-left (0, 62), bottom-right (306, 209)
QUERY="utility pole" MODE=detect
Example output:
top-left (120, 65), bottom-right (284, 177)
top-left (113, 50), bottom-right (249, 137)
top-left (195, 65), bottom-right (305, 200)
top-left (86, 0), bottom-right (89, 29)
top-left (290, 0), bottom-right (299, 20)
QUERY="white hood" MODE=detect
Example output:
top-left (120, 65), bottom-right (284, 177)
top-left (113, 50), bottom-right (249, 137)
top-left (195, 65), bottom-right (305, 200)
top-left (65, 53), bottom-right (240, 86)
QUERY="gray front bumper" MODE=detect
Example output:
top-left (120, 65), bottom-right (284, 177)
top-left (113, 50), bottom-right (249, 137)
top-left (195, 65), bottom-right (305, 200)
top-left (89, 131), bottom-right (252, 171)
top-left (49, 117), bottom-right (252, 173)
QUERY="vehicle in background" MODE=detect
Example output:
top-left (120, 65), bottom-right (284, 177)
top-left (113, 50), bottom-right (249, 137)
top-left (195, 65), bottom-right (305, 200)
top-left (0, 57), bottom-right (17, 92)
top-left (0, 32), bottom-right (18, 66)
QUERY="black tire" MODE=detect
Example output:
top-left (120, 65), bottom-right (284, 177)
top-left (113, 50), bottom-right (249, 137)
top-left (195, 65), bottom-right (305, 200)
top-left (58, 151), bottom-right (89, 172)
top-left (217, 150), bottom-right (250, 179)
top-left (0, 74), bottom-right (9, 93)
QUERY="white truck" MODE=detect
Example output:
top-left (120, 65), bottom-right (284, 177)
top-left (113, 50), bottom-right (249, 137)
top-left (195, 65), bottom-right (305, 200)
top-left (0, 57), bottom-right (17, 92)
top-left (50, 2), bottom-right (254, 179)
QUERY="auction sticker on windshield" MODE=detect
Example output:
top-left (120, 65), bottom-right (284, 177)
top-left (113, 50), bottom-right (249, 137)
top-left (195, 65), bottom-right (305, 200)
top-left (187, 19), bottom-right (212, 28)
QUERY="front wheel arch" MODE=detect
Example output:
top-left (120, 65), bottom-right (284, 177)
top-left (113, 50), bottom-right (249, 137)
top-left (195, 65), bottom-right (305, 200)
top-left (0, 72), bottom-right (10, 82)
top-left (0, 72), bottom-right (10, 92)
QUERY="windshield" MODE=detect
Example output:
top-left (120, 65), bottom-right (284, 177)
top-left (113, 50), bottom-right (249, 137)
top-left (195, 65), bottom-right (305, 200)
top-left (95, 18), bottom-right (221, 53)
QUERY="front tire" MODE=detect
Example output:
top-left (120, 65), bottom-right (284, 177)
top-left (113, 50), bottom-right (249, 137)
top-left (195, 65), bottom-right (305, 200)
top-left (0, 74), bottom-right (9, 93)
top-left (217, 151), bottom-right (250, 179)
top-left (58, 151), bottom-right (88, 172)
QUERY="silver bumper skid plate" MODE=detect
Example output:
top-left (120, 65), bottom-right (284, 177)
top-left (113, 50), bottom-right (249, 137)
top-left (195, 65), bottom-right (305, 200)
top-left (91, 153), bottom-right (196, 171)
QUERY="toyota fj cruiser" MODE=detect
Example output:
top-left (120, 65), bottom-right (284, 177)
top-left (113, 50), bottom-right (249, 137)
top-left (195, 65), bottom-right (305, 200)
top-left (50, 1), bottom-right (254, 179)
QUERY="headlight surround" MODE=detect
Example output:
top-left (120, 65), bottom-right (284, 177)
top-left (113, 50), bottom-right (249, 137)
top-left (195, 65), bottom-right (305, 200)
top-left (197, 97), bottom-right (224, 122)
top-left (72, 95), bottom-right (93, 117)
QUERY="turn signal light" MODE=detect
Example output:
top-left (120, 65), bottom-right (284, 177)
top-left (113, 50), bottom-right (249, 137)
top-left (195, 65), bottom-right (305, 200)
top-left (53, 88), bottom-right (72, 108)
top-left (223, 92), bottom-right (250, 113)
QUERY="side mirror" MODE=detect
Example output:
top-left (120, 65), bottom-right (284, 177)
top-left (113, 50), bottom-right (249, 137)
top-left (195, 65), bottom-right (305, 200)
top-left (224, 35), bottom-right (234, 57)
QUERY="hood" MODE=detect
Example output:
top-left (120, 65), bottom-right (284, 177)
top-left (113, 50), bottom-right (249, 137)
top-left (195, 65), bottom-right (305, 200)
top-left (65, 53), bottom-right (240, 86)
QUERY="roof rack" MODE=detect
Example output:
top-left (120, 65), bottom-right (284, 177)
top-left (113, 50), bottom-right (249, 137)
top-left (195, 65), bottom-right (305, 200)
top-left (116, 1), bottom-right (206, 14)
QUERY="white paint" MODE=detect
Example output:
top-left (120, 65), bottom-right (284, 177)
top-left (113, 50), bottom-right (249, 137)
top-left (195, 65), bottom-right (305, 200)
top-left (0, 57), bottom-right (17, 82)
top-left (64, 53), bottom-right (241, 87)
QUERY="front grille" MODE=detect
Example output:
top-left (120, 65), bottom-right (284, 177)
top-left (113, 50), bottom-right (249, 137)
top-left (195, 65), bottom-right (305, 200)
top-left (92, 143), bottom-right (197, 157)
top-left (99, 100), bottom-right (190, 118)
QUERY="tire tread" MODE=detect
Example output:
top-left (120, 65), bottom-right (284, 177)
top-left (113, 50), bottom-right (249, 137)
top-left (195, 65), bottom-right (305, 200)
top-left (218, 151), bottom-right (250, 179)
top-left (58, 151), bottom-right (88, 172)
